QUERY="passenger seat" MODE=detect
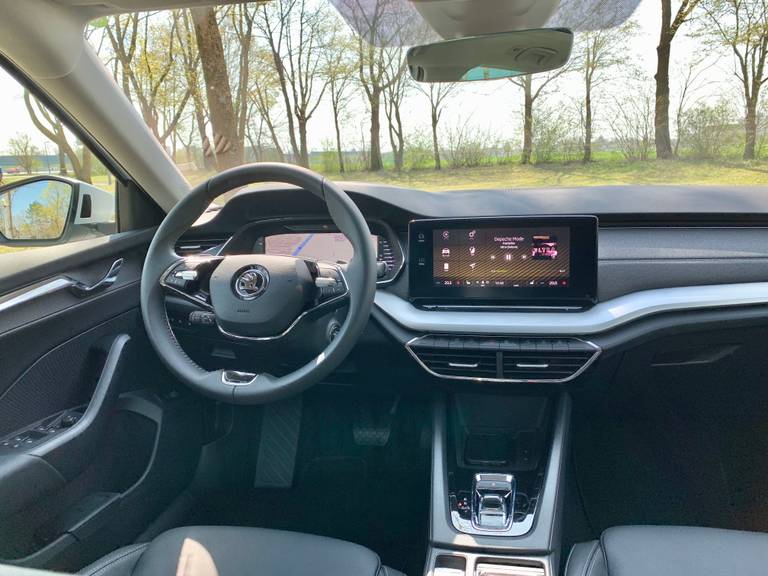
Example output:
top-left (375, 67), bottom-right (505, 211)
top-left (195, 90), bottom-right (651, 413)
top-left (565, 525), bottom-right (768, 576)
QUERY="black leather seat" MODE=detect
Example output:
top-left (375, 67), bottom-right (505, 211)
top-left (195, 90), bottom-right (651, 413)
top-left (79, 526), bottom-right (405, 576)
top-left (565, 525), bottom-right (768, 576)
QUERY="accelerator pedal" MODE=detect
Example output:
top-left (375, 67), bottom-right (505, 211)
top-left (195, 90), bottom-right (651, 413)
top-left (353, 396), bottom-right (400, 447)
top-left (253, 395), bottom-right (302, 488)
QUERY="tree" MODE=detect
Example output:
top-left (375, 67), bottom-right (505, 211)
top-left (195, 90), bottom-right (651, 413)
top-left (510, 68), bottom-right (570, 165)
top-left (416, 83), bottom-right (457, 169)
top-left (574, 25), bottom-right (633, 162)
top-left (324, 32), bottom-right (357, 173)
top-left (8, 133), bottom-right (39, 175)
top-left (655, 0), bottom-right (702, 159)
top-left (23, 91), bottom-right (92, 183)
top-left (256, 0), bottom-right (331, 167)
top-left (703, 0), bottom-right (768, 159)
top-left (341, 0), bottom-right (412, 170)
top-left (173, 9), bottom-right (212, 170)
top-left (382, 47), bottom-right (408, 171)
top-left (673, 56), bottom-right (713, 156)
top-left (250, 47), bottom-right (287, 162)
top-left (104, 13), bottom-right (191, 150)
top-left (191, 6), bottom-right (242, 169)
top-left (608, 80), bottom-right (656, 161)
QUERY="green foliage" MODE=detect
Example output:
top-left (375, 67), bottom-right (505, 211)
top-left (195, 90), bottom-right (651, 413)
top-left (678, 100), bottom-right (737, 159)
top-left (403, 131), bottom-right (434, 170)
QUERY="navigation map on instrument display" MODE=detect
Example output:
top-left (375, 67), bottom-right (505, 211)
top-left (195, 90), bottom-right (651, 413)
top-left (265, 233), bottom-right (377, 262)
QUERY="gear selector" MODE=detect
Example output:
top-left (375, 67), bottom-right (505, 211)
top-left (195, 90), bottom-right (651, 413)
top-left (472, 473), bottom-right (515, 530)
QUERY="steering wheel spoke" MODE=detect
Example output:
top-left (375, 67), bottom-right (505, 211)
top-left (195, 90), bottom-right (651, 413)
top-left (160, 255), bottom-right (223, 310)
top-left (308, 260), bottom-right (349, 309)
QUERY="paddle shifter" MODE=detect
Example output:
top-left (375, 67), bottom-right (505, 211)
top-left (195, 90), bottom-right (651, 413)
top-left (471, 473), bottom-right (515, 531)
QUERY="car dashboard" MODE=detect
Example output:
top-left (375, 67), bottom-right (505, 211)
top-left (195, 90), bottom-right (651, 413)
top-left (170, 182), bottom-right (768, 386)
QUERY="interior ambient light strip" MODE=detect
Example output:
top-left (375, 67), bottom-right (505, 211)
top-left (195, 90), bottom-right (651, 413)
top-left (375, 282), bottom-right (768, 336)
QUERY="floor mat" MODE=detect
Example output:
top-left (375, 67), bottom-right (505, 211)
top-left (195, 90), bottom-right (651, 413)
top-left (185, 390), bottom-right (431, 575)
top-left (572, 363), bottom-right (768, 537)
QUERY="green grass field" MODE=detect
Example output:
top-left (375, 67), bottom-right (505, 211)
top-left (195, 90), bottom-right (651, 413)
top-left (322, 159), bottom-right (768, 190)
top-left (185, 157), bottom-right (768, 190)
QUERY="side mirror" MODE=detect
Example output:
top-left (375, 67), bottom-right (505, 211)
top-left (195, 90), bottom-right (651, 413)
top-left (0, 177), bottom-right (75, 243)
top-left (0, 176), bottom-right (116, 247)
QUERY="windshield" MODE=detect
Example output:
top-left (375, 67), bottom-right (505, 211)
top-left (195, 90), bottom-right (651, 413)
top-left (86, 0), bottom-right (768, 194)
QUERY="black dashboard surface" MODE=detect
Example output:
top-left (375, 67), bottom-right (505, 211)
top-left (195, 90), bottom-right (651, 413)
top-left (179, 183), bottom-right (768, 302)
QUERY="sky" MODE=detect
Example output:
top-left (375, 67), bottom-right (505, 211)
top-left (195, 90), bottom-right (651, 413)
top-left (0, 0), bottom-right (742, 156)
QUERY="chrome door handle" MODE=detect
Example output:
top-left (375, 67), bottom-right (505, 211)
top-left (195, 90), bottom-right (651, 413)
top-left (69, 259), bottom-right (123, 297)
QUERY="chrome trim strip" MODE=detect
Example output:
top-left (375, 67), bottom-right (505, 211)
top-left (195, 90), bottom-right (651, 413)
top-left (0, 259), bottom-right (124, 313)
top-left (376, 281), bottom-right (768, 335)
top-left (221, 370), bottom-right (259, 385)
top-left (405, 335), bottom-right (601, 384)
top-left (0, 277), bottom-right (73, 314)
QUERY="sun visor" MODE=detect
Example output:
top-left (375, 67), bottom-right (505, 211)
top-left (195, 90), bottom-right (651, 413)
top-left (331, 0), bottom-right (641, 45)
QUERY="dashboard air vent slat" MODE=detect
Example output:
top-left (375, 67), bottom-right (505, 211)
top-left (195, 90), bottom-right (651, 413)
top-left (407, 336), bottom-right (600, 383)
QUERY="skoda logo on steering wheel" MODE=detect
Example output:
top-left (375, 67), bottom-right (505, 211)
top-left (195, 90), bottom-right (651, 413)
top-left (234, 266), bottom-right (270, 300)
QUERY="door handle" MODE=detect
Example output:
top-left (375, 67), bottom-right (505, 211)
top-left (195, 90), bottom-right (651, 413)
top-left (69, 259), bottom-right (123, 297)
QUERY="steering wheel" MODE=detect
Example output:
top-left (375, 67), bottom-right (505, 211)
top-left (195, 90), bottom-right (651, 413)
top-left (140, 163), bottom-right (377, 404)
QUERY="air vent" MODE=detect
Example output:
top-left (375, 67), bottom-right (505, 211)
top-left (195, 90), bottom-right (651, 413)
top-left (175, 239), bottom-right (225, 256)
top-left (415, 348), bottom-right (498, 379)
top-left (407, 336), bottom-right (600, 383)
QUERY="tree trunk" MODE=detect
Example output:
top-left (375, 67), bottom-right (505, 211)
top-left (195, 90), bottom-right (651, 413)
top-left (298, 119), bottom-right (310, 168)
top-left (654, 0), bottom-right (674, 159)
top-left (78, 148), bottom-right (93, 184)
top-left (333, 103), bottom-right (345, 174)
top-left (369, 89), bottom-right (383, 171)
top-left (521, 77), bottom-right (533, 165)
top-left (583, 82), bottom-right (593, 163)
top-left (191, 6), bottom-right (241, 170)
top-left (431, 108), bottom-right (441, 170)
top-left (57, 146), bottom-right (67, 175)
top-left (744, 98), bottom-right (758, 160)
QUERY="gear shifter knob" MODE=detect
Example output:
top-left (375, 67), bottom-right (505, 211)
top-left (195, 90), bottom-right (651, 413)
top-left (471, 473), bottom-right (515, 531)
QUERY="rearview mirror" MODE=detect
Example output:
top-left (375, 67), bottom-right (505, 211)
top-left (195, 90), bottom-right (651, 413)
top-left (407, 28), bottom-right (573, 83)
top-left (0, 178), bottom-right (74, 241)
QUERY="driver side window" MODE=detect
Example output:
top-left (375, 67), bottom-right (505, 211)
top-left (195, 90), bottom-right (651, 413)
top-left (0, 67), bottom-right (118, 257)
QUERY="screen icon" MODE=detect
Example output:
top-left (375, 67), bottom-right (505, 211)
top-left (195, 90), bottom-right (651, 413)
top-left (443, 262), bottom-right (450, 271)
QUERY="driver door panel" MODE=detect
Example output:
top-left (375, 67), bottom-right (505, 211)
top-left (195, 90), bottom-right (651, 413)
top-left (0, 235), bottom-right (203, 571)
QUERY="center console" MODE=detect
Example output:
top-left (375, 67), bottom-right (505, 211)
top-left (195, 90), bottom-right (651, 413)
top-left (425, 392), bottom-right (570, 576)
top-left (404, 216), bottom-right (587, 575)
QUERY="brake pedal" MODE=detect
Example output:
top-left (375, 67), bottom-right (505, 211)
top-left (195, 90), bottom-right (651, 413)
top-left (353, 396), bottom-right (399, 447)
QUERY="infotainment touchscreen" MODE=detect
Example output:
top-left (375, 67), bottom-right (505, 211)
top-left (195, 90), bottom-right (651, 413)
top-left (408, 216), bottom-right (597, 304)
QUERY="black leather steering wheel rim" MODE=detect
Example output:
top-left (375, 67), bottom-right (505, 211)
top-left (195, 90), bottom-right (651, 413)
top-left (140, 163), bottom-right (377, 404)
